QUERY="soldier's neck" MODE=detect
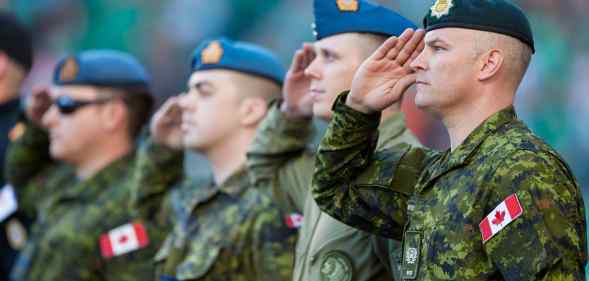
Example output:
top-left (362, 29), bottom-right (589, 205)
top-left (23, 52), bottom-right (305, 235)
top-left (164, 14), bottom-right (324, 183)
top-left (75, 140), bottom-right (133, 180)
top-left (205, 132), bottom-right (253, 186)
top-left (381, 102), bottom-right (401, 121)
top-left (442, 93), bottom-right (513, 151)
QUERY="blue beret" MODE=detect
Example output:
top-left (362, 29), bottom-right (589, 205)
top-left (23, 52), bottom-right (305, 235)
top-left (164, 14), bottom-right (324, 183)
top-left (53, 49), bottom-right (150, 89)
top-left (191, 38), bottom-right (285, 85)
top-left (423, 0), bottom-right (535, 53)
top-left (313, 0), bottom-right (417, 40)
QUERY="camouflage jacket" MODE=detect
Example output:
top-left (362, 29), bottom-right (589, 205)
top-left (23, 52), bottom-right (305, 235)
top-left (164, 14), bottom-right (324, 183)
top-left (311, 93), bottom-right (587, 281)
top-left (130, 137), bottom-right (184, 234)
top-left (5, 122), bottom-right (164, 281)
top-left (152, 164), bottom-right (297, 281)
top-left (247, 104), bottom-right (420, 281)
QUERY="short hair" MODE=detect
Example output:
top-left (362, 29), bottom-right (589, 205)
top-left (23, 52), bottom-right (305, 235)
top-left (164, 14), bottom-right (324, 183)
top-left (473, 31), bottom-right (533, 87)
top-left (99, 86), bottom-right (154, 139)
top-left (355, 33), bottom-right (389, 59)
top-left (227, 70), bottom-right (281, 104)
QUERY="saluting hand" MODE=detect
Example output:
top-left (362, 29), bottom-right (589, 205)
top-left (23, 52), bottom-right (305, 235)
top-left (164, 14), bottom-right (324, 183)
top-left (26, 85), bottom-right (52, 128)
top-left (151, 96), bottom-right (183, 150)
top-left (346, 28), bottom-right (425, 114)
top-left (280, 43), bottom-right (316, 119)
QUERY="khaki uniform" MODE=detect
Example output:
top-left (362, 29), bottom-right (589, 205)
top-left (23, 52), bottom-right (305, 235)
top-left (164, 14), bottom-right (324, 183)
top-left (247, 104), bottom-right (421, 281)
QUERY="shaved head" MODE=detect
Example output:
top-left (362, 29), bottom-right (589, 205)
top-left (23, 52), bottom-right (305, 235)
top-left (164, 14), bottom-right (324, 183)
top-left (472, 31), bottom-right (532, 88)
top-left (229, 70), bottom-right (281, 103)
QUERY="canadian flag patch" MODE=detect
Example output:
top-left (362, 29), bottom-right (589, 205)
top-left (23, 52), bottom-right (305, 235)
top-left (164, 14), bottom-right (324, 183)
top-left (285, 213), bottom-right (304, 229)
top-left (479, 194), bottom-right (523, 244)
top-left (100, 223), bottom-right (149, 258)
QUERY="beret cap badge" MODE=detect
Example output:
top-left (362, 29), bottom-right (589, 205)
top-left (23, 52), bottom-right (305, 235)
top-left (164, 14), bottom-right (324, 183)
top-left (59, 57), bottom-right (79, 82)
top-left (430, 0), bottom-right (454, 19)
top-left (336, 0), bottom-right (359, 12)
top-left (201, 41), bottom-right (224, 64)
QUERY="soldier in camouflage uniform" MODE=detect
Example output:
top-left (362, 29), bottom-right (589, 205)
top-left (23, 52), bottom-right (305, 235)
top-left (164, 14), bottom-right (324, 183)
top-left (246, 1), bottom-right (420, 280)
top-left (311, 0), bottom-right (587, 280)
top-left (5, 50), bottom-right (160, 281)
top-left (131, 38), bottom-right (296, 281)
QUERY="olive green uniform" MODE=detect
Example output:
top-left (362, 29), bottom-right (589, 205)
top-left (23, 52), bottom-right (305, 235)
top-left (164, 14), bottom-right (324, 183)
top-left (247, 104), bottom-right (421, 281)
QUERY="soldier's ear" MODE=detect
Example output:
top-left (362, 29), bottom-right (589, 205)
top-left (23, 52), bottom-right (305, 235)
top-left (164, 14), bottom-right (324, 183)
top-left (238, 97), bottom-right (268, 127)
top-left (477, 48), bottom-right (504, 82)
top-left (0, 52), bottom-right (8, 80)
top-left (100, 99), bottom-right (127, 132)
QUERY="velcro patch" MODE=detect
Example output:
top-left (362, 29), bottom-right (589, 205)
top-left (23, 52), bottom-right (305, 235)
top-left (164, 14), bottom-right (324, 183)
top-left (479, 194), bottom-right (523, 244)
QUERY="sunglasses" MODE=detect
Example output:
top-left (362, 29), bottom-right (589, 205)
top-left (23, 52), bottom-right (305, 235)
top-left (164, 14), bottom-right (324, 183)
top-left (54, 95), bottom-right (113, 115)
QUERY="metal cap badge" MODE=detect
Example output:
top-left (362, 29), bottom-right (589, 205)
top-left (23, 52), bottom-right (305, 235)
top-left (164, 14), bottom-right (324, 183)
top-left (430, 0), bottom-right (454, 19)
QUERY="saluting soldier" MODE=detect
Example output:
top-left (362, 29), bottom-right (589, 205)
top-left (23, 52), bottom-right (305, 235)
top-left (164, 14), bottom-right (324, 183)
top-left (6, 50), bottom-right (163, 281)
top-left (130, 38), bottom-right (297, 281)
top-left (311, 0), bottom-right (587, 280)
top-left (247, 0), bottom-right (419, 280)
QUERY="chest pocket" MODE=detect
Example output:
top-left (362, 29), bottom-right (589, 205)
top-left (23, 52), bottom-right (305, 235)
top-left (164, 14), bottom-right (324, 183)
top-left (173, 196), bottom-right (255, 280)
top-left (354, 144), bottom-right (416, 195)
top-left (154, 226), bottom-right (225, 280)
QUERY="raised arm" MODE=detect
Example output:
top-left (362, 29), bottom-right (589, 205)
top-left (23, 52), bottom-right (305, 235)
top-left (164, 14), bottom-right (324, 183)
top-left (247, 43), bottom-right (317, 212)
top-left (4, 87), bottom-right (54, 215)
top-left (312, 29), bottom-right (429, 239)
top-left (312, 93), bottom-right (426, 239)
top-left (130, 97), bottom-right (184, 228)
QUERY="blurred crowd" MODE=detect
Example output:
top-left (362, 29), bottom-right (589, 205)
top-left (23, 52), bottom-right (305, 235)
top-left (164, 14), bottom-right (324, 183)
top-left (3, 0), bottom-right (588, 220)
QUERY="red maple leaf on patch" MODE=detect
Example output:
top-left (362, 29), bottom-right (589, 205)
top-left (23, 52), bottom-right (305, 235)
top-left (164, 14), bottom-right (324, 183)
top-left (119, 235), bottom-right (128, 244)
top-left (492, 210), bottom-right (506, 225)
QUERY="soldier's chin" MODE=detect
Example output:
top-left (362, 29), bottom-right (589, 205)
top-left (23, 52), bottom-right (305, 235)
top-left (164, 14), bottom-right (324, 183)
top-left (414, 93), bottom-right (433, 110)
top-left (183, 137), bottom-right (205, 151)
top-left (312, 104), bottom-right (332, 121)
top-left (49, 145), bottom-right (69, 162)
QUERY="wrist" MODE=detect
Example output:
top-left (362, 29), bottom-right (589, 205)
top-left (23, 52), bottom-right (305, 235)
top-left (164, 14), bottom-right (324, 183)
top-left (345, 92), bottom-right (373, 114)
top-left (279, 100), bottom-right (312, 120)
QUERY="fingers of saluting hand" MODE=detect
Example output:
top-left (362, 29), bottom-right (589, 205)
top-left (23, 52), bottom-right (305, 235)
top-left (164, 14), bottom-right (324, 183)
top-left (290, 49), bottom-right (306, 73)
top-left (290, 43), bottom-right (315, 73)
top-left (395, 29), bottom-right (426, 66)
top-left (386, 29), bottom-right (425, 65)
top-left (371, 31), bottom-right (404, 61)
top-left (159, 97), bottom-right (181, 121)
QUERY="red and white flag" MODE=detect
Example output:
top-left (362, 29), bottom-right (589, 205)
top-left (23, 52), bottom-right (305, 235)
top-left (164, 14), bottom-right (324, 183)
top-left (100, 223), bottom-right (149, 258)
top-left (285, 213), bottom-right (304, 229)
top-left (479, 194), bottom-right (523, 244)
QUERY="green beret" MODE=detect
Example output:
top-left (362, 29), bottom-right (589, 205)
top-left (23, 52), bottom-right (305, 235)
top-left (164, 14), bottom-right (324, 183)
top-left (423, 0), bottom-right (535, 53)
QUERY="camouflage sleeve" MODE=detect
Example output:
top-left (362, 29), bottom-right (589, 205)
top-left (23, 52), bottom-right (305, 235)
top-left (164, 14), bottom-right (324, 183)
top-left (4, 121), bottom-right (53, 215)
top-left (312, 92), bottom-right (427, 239)
top-left (246, 102), bottom-right (315, 212)
top-left (129, 136), bottom-right (183, 231)
top-left (249, 201), bottom-right (297, 281)
top-left (4, 121), bottom-right (51, 187)
top-left (484, 150), bottom-right (587, 280)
